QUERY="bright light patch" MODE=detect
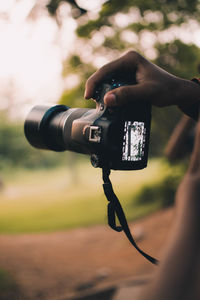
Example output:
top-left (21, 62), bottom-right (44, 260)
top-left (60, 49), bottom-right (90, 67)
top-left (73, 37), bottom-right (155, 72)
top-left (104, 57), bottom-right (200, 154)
top-left (76, 0), bottom-right (107, 11)
top-left (0, 0), bottom-right (15, 12)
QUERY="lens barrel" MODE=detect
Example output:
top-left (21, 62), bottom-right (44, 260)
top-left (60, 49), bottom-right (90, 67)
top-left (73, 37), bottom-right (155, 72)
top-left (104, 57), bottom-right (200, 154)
top-left (24, 104), bottom-right (92, 153)
top-left (24, 105), bottom-right (69, 151)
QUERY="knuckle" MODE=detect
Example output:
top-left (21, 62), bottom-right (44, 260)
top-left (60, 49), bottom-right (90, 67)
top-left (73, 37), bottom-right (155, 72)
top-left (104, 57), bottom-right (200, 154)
top-left (98, 65), bottom-right (108, 75)
top-left (121, 86), bottom-right (130, 95)
top-left (126, 50), bottom-right (144, 64)
top-left (117, 86), bottom-right (129, 101)
top-left (126, 50), bottom-right (139, 60)
top-left (119, 86), bottom-right (127, 94)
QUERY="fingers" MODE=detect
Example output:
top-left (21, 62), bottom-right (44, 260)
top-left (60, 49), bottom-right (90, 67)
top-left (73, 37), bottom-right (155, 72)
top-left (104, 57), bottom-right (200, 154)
top-left (84, 69), bottom-right (105, 99)
top-left (103, 82), bottom-right (154, 107)
top-left (84, 51), bottom-right (140, 99)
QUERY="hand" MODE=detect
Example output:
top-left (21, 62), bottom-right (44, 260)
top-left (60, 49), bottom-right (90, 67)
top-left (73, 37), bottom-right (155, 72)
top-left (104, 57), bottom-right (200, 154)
top-left (85, 51), bottom-right (200, 109)
top-left (176, 120), bottom-right (200, 208)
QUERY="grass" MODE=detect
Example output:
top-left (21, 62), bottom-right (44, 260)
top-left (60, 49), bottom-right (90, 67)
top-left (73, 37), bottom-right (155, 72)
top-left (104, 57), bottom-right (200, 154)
top-left (0, 158), bottom-right (182, 234)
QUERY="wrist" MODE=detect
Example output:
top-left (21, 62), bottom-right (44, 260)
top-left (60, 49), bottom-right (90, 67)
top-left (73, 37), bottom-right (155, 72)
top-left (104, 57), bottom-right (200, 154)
top-left (178, 78), bottom-right (200, 104)
top-left (177, 78), bottom-right (200, 121)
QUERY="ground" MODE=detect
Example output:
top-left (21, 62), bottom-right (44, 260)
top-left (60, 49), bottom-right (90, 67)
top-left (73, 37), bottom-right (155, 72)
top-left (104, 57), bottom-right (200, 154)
top-left (0, 207), bottom-right (174, 300)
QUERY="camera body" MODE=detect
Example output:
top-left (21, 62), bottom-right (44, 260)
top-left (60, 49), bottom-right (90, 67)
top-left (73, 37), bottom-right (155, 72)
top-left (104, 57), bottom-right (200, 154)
top-left (24, 77), bottom-right (151, 170)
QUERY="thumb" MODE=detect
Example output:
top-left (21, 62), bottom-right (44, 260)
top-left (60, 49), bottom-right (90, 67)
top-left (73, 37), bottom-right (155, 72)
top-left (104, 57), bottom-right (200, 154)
top-left (103, 83), bottom-right (151, 107)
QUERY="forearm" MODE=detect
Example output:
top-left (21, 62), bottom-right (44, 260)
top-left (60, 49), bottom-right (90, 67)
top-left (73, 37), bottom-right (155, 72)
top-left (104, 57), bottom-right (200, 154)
top-left (176, 79), bottom-right (200, 120)
top-left (140, 199), bottom-right (200, 300)
top-left (175, 78), bottom-right (200, 106)
top-left (139, 175), bottom-right (200, 300)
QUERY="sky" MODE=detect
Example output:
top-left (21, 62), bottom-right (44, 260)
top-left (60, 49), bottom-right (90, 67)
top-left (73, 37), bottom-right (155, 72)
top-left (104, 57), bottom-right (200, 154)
top-left (0, 0), bottom-right (75, 117)
top-left (0, 0), bottom-right (200, 119)
top-left (0, 0), bottom-right (104, 118)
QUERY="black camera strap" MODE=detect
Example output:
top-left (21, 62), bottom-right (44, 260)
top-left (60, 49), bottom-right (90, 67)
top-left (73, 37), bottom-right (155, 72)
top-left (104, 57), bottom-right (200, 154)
top-left (102, 167), bottom-right (158, 265)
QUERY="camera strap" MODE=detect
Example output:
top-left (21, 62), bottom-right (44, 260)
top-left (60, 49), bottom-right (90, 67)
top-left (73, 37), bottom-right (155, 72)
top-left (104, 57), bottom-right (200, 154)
top-left (102, 167), bottom-right (158, 265)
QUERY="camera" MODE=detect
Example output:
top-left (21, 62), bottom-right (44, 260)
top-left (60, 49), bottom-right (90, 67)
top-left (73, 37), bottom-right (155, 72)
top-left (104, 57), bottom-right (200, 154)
top-left (24, 76), bottom-right (157, 264)
top-left (24, 76), bottom-right (151, 170)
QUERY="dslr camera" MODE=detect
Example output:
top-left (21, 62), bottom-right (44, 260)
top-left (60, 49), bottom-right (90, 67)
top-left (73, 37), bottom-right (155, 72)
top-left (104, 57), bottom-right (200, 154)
top-left (24, 76), bottom-right (151, 170)
top-left (24, 76), bottom-right (157, 264)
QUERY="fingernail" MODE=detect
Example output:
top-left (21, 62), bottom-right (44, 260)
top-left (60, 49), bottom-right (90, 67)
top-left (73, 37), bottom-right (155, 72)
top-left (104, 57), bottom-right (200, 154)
top-left (104, 93), bottom-right (116, 106)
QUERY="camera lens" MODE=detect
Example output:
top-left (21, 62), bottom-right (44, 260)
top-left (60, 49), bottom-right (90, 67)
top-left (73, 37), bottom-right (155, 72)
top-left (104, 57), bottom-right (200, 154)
top-left (24, 104), bottom-right (92, 153)
top-left (24, 105), bottom-right (69, 151)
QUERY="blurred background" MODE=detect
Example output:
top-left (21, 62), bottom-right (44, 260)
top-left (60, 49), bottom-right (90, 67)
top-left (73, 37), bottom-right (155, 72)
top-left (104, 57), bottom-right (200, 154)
top-left (0, 0), bottom-right (199, 299)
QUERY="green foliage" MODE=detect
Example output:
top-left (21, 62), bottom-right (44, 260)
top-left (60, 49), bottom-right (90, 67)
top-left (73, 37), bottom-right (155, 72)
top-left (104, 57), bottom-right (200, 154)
top-left (100, 0), bottom-right (132, 17)
top-left (76, 0), bottom-right (200, 37)
top-left (63, 55), bottom-right (96, 76)
top-left (77, 19), bottom-right (107, 38)
top-left (68, 54), bottom-right (82, 68)
top-left (0, 116), bottom-right (67, 170)
top-left (59, 83), bottom-right (95, 108)
top-left (103, 33), bottom-right (127, 50)
top-left (134, 161), bottom-right (185, 208)
top-left (46, 0), bottom-right (87, 17)
top-left (149, 106), bottom-right (182, 156)
top-left (135, 175), bottom-right (178, 208)
top-left (154, 40), bottom-right (200, 78)
top-left (60, 55), bottom-right (96, 108)
top-left (0, 159), bottom-right (177, 233)
top-left (60, 84), bottom-right (84, 107)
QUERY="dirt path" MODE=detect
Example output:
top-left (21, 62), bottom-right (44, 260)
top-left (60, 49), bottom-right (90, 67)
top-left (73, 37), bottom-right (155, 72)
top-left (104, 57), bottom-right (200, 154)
top-left (0, 207), bottom-right (174, 300)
